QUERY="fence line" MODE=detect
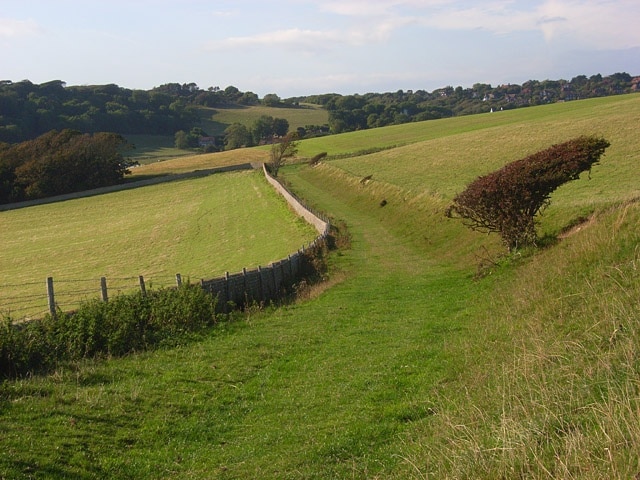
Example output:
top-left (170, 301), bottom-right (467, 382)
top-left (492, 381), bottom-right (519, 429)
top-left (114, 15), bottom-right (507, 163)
top-left (0, 163), bottom-right (257, 212)
top-left (1, 163), bottom-right (330, 320)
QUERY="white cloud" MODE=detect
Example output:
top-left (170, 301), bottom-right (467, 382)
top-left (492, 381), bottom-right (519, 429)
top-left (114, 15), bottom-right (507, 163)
top-left (423, 1), bottom-right (640, 49)
top-left (535, 0), bottom-right (640, 49)
top-left (316, 0), bottom-right (640, 49)
top-left (205, 20), bottom-right (411, 54)
top-left (206, 28), bottom-right (343, 53)
top-left (0, 17), bottom-right (41, 38)
top-left (318, 0), bottom-right (450, 16)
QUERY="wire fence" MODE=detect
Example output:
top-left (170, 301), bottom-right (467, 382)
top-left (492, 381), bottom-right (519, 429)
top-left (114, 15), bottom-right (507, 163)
top-left (0, 274), bottom-right (184, 322)
top-left (1, 163), bottom-right (331, 322)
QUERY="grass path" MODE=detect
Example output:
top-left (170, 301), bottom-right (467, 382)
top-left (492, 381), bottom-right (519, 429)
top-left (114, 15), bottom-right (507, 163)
top-left (0, 157), bottom-right (492, 479)
top-left (214, 163), bottom-right (495, 477)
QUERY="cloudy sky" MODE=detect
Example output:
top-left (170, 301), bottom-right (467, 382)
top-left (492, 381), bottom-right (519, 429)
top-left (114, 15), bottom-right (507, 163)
top-left (2, 0), bottom-right (639, 97)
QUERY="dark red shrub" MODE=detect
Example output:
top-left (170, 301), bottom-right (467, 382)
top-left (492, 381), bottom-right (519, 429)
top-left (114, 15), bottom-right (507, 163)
top-left (447, 136), bottom-right (610, 250)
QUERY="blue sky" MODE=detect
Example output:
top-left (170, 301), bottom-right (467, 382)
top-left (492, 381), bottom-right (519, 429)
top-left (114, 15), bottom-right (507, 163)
top-left (2, 0), bottom-right (639, 97)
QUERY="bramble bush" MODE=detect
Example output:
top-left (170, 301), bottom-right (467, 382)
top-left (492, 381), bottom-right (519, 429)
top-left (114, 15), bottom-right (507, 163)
top-left (0, 283), bottom-right (218, 378)
top-left (446, 136), bottom-right (610, 250)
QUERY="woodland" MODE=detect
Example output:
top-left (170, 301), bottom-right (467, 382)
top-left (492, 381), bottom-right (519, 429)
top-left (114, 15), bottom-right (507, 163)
top-left (1, 72), bottom-right (637, 143)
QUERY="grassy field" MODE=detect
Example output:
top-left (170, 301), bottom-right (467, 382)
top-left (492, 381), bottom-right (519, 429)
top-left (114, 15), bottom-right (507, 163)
top-left (129, 148), bottom-right (269, 177)
top-left (324, 94), bottom-right (640, 200)
top-left (1, 94), bottom-right (639, 478)
top-left (0, 170), bottom-right (317, 320)
top-left (200, 103), bottom-right (328, 136)
top-left (124, 103), bottom-right (327, 165)
top-left (124, 135), bottom-right (193, 164)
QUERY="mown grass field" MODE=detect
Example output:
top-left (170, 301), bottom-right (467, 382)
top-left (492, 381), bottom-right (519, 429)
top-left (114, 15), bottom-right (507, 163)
top-left (124, 134), bottom-right (193, 164)
top-left (129, 148), bottom-right (269, 177)
top-left (200, 103), bottom-right (328, 136)
top-left (0, 170), bottom-right (317, 320)
top-left (1, 94), bottom-right (639, 478)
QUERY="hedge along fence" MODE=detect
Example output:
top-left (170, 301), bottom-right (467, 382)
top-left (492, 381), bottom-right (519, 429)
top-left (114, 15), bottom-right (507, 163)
top-left (0, 164), bottom-right (331, 377)
top-left (202, 165), bottom-right (330, 312)
top-left (5, 163), bottom-right (330, 319)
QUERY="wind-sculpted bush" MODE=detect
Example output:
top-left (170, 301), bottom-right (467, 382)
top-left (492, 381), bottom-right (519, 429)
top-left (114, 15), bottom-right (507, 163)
top-left (0, 283), bottom-right (218, 378)
top-left (447, 136), bottom-right (610, 250)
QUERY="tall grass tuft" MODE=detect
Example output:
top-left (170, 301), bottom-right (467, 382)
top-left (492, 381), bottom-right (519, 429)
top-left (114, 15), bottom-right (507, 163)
top-left (400, 199), bottom-right (640, 478)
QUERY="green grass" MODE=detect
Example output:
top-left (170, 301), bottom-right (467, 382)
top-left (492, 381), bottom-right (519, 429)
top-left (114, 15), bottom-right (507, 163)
top-left (323, 94), bottom-right (640, 201)
top-left (200, 103), bottom-right (328, 136)
top-left (0, 170), bottom-right (317, 320)
top-left (124, 135), bottom-right (193, 164)
top-left (1, 94), bottom-right (639, 478)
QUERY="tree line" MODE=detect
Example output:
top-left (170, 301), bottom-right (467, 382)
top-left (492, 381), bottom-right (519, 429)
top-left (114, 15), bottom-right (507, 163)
top-left (2, 73), bottom-right (636, 144)
top-left (0, 80), bottom-right (273, 143)
top-left (294, 72), bottom-right (638, 133)
top-left (0, 129), bottom-right (131, 204)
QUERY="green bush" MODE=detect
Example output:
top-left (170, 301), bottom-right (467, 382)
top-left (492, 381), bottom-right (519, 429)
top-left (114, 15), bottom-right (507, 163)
top-left (0, 283), bottom-right (217, 378)
top-left (0, 316), bottom-right (56, 378)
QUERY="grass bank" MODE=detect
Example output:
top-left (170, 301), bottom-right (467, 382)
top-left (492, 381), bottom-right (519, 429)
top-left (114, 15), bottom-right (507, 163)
top-left (0, 95), bottom-right (638, 478)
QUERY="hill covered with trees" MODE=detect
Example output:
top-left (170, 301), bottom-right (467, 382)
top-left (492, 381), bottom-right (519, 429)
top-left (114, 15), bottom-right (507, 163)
top-left (1, 73), bottom-right (638, 145)
top-left (297, 72), bottom-right (640, 133)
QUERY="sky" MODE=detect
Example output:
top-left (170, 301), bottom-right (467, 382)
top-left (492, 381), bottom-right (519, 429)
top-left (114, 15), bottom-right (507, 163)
top-left (2, 0), bottom-right (639, 97)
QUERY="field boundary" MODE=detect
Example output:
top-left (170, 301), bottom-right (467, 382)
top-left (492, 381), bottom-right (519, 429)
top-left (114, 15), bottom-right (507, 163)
top-left (0, 163), bottom-right (257, 212)
top-left (200, 165), bottom-right (329, 311)
top-left (2, 162), bottom-right (330, 317)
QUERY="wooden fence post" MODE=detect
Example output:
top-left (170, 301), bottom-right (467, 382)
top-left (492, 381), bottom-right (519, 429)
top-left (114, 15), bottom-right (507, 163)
top-left (288, 254), bottom-right (294, 280)
top-left (280, 261), bottom-right (286, 285)
top-left (176, 273), bottom-right (182, 287)
top-left (139, 275), bottom-right (147, 296)
top-left (225, 272), bottom-right (230, 313)
top-left (242, 267), bottom-right (248, 292)
top-left (100, 277), bottom-right (108, 302)
top-left (47, 276), bottom-right (56, 318)
top-left (258, 266), bottom-right (265, 302)
top-left (272, 264), bottom-right (278, 295)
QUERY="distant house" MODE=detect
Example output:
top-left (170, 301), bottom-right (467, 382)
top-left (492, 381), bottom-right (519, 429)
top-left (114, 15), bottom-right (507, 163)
top-left (198, 136), bottom-right (218, 147)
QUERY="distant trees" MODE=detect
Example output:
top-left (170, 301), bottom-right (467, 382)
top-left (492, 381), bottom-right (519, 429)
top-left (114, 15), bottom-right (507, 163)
top-left (223, 123), bottom-right (252, 150)
top-left (1, 72), bottom-right (636, 147)
top-left (174, 127), bottom-right (208, 149)
top-left (446, 136), bottom-right (610, 250)
top-left (0, 81), bottom-right (263, 143)
top-left (251, 115), bottom-right (276, 145)
top-left (272, 118), bottom-right (290, 137)
top-left (0, 80), bottom-right (203, 143)
top-left (222, 116), bottom-right (291, 151)
top-left (293, 72), bottom-right (639, 134)
top-left (238, 91), bottom-right (260, 105)
top-left (0, 129), bottom-right (132, 204)
top-left (262, 93), bottom-right (282, 107)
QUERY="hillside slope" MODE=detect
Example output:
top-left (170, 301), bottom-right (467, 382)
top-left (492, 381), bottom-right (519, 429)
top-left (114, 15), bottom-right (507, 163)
top-left (0, 95), bottom-right (638, 478)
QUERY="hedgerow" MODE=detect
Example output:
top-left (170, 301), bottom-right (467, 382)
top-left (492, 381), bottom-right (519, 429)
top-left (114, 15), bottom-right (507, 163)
top-left (0, 283), bottom-right (218, 378)
top-left (447, 136), bottom-right (610, 250)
